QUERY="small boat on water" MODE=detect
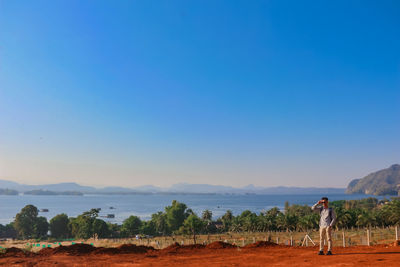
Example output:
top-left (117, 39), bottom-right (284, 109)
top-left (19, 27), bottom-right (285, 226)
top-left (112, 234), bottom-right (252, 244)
top-left (109, 206), bottom-right (115, 209)
top-left (106, 214), bottom-right (115, 218)
top-left (40, 209), bottom-right (49, 212)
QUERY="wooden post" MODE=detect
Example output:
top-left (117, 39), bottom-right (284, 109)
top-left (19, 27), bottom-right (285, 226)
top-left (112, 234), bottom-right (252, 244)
top-left (395, 226), bottom-right (399, 241)
top-left (367, 229), bottom-right (370, 246)
top-left (290, 235), bottom-right (293, 246)
top-left (342, 231), bottom-right (346, 248)
top-left (276, 237), bottom-right (279, 244)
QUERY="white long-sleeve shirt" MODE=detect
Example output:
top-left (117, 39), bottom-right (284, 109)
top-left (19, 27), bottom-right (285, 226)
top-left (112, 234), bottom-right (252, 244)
top-left (312, 203), bottom-right (336, 227)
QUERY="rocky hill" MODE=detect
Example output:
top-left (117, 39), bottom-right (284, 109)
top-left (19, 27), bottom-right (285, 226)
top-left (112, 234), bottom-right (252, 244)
top-left (346, 164), bottom-right (400, 195)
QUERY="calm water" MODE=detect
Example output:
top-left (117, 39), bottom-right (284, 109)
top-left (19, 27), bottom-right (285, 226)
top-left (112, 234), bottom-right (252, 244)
top-left (0, 193), bottom-right (381, 225)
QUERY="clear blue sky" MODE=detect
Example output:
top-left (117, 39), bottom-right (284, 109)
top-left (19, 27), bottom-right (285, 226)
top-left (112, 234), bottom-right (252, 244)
top-left (0, 0), bottom-right (399, 188)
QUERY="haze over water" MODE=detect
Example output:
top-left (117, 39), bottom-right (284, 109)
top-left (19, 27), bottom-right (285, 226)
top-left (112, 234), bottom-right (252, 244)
top-left (0, 193), bottom-right (382, 225)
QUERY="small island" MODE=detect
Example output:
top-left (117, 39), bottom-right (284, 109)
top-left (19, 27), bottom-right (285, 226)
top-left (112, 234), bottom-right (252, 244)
top-left (23, 189), bottom-right (83, 196)
top-left (0, 188), bottom-right (18, 195)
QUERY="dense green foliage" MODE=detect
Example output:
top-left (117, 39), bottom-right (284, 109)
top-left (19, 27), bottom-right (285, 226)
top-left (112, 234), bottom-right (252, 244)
top-left (1, 197), bottom-right (399, 240)
top-left (49, 213), bottom-right (70, 238)
top-left (34, 216), bottom-right (49, 238)
top-left (165, 200), bottom-right (192, 233)
top-left (13, 205), bottom-right (45, 239)
top-left (178, 214), bottom-right (204, 243)
top-left (121, 216), bottom-right (142, 237)
top-left (0, 223), bottom-right (17, 238)
top-left (69, 208), bottom-right (110, 239)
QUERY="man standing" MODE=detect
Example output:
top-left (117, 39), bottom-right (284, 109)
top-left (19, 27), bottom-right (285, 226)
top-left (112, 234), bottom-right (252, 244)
top-left (312, 197), bottom-right (336, 255)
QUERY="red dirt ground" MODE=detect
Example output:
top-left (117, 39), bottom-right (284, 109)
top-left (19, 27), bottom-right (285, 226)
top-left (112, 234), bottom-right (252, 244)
top-left (0, 242), bottom-right (399, 266)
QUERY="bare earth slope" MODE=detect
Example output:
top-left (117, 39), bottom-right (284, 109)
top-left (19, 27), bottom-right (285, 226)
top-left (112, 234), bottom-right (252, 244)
top-left (0, 243), bottom-right (399, 266)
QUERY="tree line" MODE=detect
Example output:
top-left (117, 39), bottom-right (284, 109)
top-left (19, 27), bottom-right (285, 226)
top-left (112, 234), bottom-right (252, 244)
top-left (0, 197), bottom-right (399, 241)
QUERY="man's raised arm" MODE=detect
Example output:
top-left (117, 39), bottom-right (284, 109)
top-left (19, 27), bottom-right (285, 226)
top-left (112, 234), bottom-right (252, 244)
top-left (311, 201), bottom-right (322, 213)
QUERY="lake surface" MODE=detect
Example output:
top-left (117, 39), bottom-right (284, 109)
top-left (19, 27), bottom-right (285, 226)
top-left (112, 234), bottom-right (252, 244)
top-left (0, 193), bottom-right (383, 225)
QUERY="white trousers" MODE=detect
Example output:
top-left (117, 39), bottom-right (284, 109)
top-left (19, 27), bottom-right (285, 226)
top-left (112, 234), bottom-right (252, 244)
top-left (319, 226), bottom-right (332, 251)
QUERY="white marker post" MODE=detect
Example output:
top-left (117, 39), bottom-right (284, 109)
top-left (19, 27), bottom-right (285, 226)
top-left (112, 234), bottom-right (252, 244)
top-left (367, 229), bottom-right (370, 246)
top-left (342, 231), bottom-right (345, 248)
top-left (396, 226), bottom-right (399, 241)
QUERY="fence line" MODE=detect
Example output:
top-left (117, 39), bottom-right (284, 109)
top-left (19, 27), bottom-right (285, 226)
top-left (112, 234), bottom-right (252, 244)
top-left (1, 226), bottom-right (398, 251)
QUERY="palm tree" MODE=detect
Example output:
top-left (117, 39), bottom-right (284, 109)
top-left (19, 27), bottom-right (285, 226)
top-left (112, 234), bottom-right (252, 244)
top-left (229, 217), bottom-right (242, 232)
top-left (356, 210), bottom-right (376, 228)
top-left (297, 214), bottom-right (318, 231)
top-left (335, 207), bottom-right (352, 229)
top-left (276, 213), bottom-right (298, 232)
top-left (202, 210), bottom-right (212, 222)
top-left (387, 199), bottom-right (400, 225)
top-left (221, 210), bottom-right (233, 231)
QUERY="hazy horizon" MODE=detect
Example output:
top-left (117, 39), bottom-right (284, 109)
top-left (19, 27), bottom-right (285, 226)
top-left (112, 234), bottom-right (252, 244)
top-left (1, 1), bottom-right (399, 189)
top-left (0, 177), bottom-right (350, 189)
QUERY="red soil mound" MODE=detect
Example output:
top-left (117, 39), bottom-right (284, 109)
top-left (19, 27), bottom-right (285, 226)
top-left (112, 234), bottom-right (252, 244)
top-left (51, 244), bottom-right (96, 256)
top-left (206, 241), bottom-right (237, 249)
top-left (117, 244), bottom-right (155, 253)
top-left (91, 244), bottom-right (155, 255)
top-left (162, 242), bottom-right (181, 253)
top-left (1, 244), bottom-right (400, 266)
top-left (162, 242), bottom-right (205, 253)
top-left (92, 247), bottom-right (120, 255)
top-left (0, 247), bottom-right (33, 258)
top-left (39, 243), bottom-right (155, 256)
top-left (38, 247), bottom-right (53, 256)
top-left (180, 244), bottom-right (205, 250)
top-left (244, 241), bottom-right (278, 248)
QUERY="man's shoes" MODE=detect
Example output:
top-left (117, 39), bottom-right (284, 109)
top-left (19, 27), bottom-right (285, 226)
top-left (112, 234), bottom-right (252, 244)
top-left (318, 251), bottom-right (324, 255)
top-left (326, 251), bottom-right (333, 255)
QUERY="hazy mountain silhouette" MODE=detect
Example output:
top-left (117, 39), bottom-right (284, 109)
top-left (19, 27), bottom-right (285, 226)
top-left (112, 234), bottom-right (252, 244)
top-left (0, 179), bottom-right (344, 195)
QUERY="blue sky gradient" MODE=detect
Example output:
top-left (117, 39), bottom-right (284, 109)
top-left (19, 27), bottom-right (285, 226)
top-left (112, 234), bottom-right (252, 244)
top-left (0, 0), bottom-right (399, 187)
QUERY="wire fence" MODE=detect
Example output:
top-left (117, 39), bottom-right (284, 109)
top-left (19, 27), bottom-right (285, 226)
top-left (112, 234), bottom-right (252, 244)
top-left (93, 226), bottom-right (400, 249)
top-left (1, 226), bottom-right (398, 251)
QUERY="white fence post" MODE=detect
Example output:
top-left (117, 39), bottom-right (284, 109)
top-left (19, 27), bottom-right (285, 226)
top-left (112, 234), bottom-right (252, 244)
top-left (367, 229), bottom-right (370, 246)
top-left (396, 226), bottom-right (399, 241)
top-left (342, 231), bottom-right (345, 248)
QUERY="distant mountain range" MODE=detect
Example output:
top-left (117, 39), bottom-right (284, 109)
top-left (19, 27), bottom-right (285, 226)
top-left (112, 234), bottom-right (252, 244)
top-left (346, 164), bottom-right (400, 196)
top-left (0, 179), bottom-right (345, 195)
top-left (3, 164), bottom-right (398, 196)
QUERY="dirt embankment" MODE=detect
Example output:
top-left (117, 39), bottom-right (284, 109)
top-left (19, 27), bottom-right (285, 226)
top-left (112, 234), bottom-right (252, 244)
top-left (0, 241), bottom-right (399, 266)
